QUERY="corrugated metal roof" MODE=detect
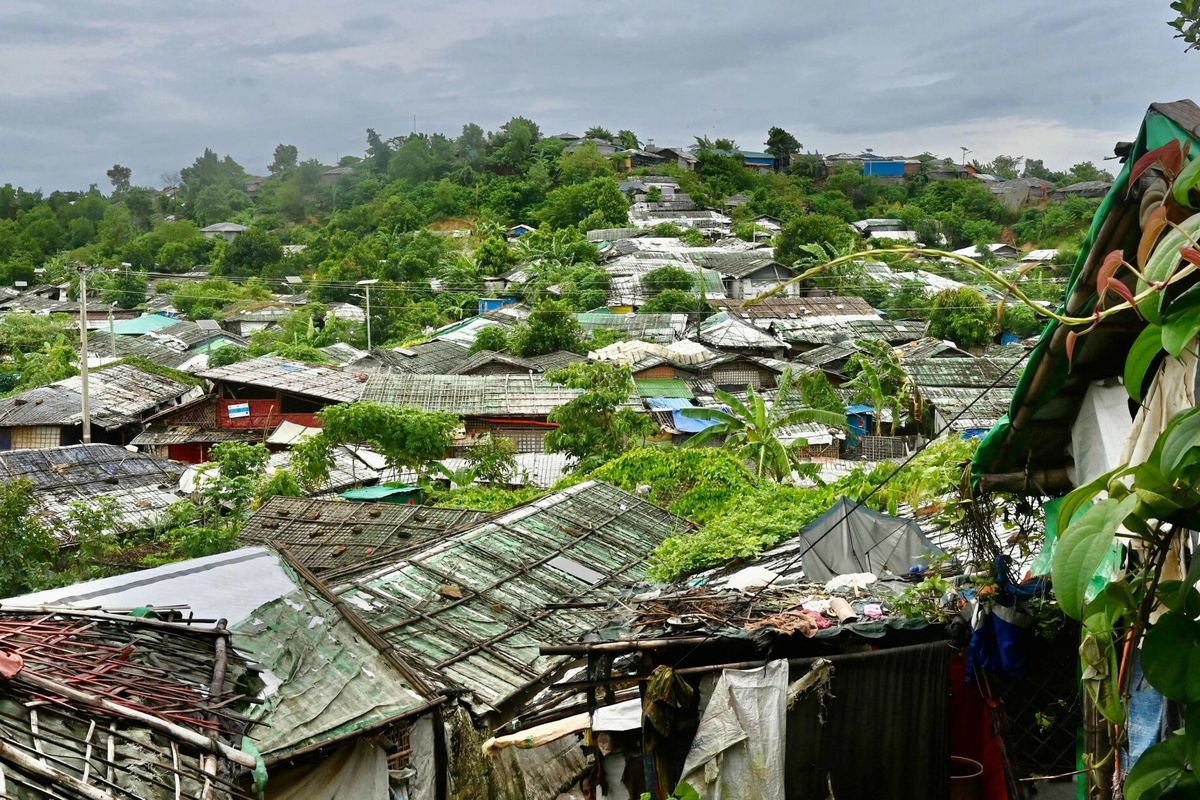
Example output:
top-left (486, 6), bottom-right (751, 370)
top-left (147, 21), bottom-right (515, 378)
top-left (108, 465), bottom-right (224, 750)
top-left (198, 355), bottom-right (367, 403)
top-left (83, 331), bottom-right (197, 369)
top-left (576, 312), bottom-right (689, 343)
top-left (0, 363), bottom-right (196, 428)
top-left (713, 296), bottom-right (877, 319)
top-left (905, 357), bottom-right (1021, 389)
top-left (452, 350), bottom-right (542, 375)
top-left (0, 444), bottom-right (186, 538)
top-left (328, 480), bottom-right (690, 714)
top-left (697, 313), bottom-right (786, 350)
top-left (918, 386), bottom-right (1015, 430)
top-left (526, 350), bottom-right (586, 372)
top-left (241, 497), bottom-right (491, 577)
top-left (129, 425), bottom-right (262, 446)
top-left (363, 370), bottom-right (586, 416)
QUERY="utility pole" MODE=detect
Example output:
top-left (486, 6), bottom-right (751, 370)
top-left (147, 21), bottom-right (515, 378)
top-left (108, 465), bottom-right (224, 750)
top-left (77, 264), bottom-right (93, 444)
top-left (108, 303), bottom-right (116, 360)
top-left (356, 278), bottom-right (379, 351)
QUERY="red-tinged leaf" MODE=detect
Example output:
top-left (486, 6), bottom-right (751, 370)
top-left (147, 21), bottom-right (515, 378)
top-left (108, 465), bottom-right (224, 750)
top-left (1132, 141), bottom-right (1184, 184)
top-left (1138, 206), bottom-right (1169, 270)
top-left (1105, 277), bottom-right (1137, 307)
top-left (1095, 250), bottom-right (1125, 301)
top-left (1182, 246), bottom-right (1200, 268)
top-left (1065, 330), bottom-right (1079, 367)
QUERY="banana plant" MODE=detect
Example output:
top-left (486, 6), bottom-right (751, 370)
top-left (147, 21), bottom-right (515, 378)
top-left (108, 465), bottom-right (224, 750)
top-left (681, 367), bottom-right (845, 482)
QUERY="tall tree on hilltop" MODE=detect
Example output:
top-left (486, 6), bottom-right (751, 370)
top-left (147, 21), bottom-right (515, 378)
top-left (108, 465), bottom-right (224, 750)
top-left (764, 127), bottom-right (801, 172)
top-left (268, 144), bottom-right (299, 175)
top-left (106, 164), bottom-right (131, 194)
top-left (616, 130), bottom-right (639, 149)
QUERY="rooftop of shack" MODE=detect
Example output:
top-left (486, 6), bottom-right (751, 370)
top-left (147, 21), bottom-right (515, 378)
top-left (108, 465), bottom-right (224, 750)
top-left (239, 496), bottom-right (492, 577)
top-left (0, 444), bottom-right (186, 537)
top-left (363, 370), bottom-right (593, 416)
top-left (0, 607), bottom-right (258, 799)
top-left (325, 480), bottom-right (691, 716)
top-left (198, 355), bottom-right (367, 403)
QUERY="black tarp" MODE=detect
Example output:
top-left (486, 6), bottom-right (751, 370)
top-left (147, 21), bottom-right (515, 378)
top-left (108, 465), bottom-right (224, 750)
top-left (795, 496), bottom-right (943, 581)
top-left (785, 641), bottom-right (951, 800)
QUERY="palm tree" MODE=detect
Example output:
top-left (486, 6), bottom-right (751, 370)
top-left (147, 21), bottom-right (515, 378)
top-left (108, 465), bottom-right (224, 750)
top-left (843, 338), bottom-right (909, 435)
top-left (680, 367), bottom-right (845, 482)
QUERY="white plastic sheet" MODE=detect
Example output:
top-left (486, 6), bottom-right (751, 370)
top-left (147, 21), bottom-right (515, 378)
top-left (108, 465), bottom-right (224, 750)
top-left (681, 660), bottom-right (787, 800)
top-left (1069, 380), bottom-right (1133, 486)
top-left (592, 698), bottom-right (642, 732)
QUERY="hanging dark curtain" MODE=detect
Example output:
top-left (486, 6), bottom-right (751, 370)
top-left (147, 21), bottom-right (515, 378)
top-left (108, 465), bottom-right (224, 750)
top-left (784, 642), bottom-right (951, 800)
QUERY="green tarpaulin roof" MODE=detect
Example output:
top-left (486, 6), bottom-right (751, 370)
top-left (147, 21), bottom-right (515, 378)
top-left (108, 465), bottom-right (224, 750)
top-left (971, 100), bottom-right (1200, 490)
top-left (635, 378), bottom-right (694, 398)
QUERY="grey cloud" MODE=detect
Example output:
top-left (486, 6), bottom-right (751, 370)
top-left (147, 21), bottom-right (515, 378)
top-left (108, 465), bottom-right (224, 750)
top-left (0, 0), bottom-right (1195, 189)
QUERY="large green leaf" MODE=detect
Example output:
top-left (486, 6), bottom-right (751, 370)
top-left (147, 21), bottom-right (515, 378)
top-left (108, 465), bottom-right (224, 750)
top-left (1143, 612), bottom-right (1200, 702)
top-left (1162, 283), bottom-right (1200, 356)
top-left (1125, 736), bottom-right (1199, 800)
top-left (1125, 324), bottom-right (1164, 403)
top-left (1154, 406), bottom-right (1200, 481)
top-left (1056, 468), bottom-right (1120, 536)
top-left (1051, 496), bottom-right (1134, 619)
top-left (1138, 213), bottom-right (1200, 324)
top-left (1173, 154), bottom-right (1200, 207)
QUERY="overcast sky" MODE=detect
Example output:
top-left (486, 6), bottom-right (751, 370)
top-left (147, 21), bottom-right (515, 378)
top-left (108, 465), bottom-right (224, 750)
top-left (1, 0), bottom-right (1195, 191)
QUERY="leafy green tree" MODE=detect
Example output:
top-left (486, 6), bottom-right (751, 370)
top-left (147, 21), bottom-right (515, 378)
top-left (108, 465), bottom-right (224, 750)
top-left (1064, 161), bottom-right (1114, 184)
top-left (510, 300), bottom-right (583, 356)
top-left (101, 268), bottom-right (148, 309)
top-left (641, 289), bottom-right (700, 313)
top-left (465, 433), bottom-right (518, 484)
top-left (774, 214), bottom-right (859, 265)
top-left (584, 126), bottom-right (614, 142)
top-left (366, 128), bottom-right (394, 173)
top-left (795, 369), bottom-right (844, 415)
top-left (764, 127), bottom-right (801, 172)
top-left (11, 336), bottom-right (78, 392)
top-left (268, 144), bottom-right (299, 175)
top-left (1000, 302), bottom-right (1042, 338)
top-left (0, 314), bottom-right (73, 358)
top-left (295, 402), bottom-right (459, 483)
top-left (537, 178), bottom-right (629, 229)
top-left (514, 226), bottom-right (597, 265)
top-left (681, 367), bottom-right (845, 481)
top-left (488, 117), bottom-right (541, 172)
top-left (880, 279), bottom-right (932, 320)
top-left (475, 236), bottom-right (515, 276)
top-left (106, 164), bottom-right (132, 194)
top-left (558, 142), bottom-right (614, 184)
top-left (0, 479), bottom-right (57, 596)
top-left (641, 265), bottom-right (695, 295)
top-left (558, 265), bottom-right (611, 311)
top-left (218, 227), bottom-right (283, 277)
top-left (545, 362), bottom-right (653, 471)
top-left (616, 130), bottom-right (639, 149)
top-left (470, 325), bottom-right (511, 353)
top-left (927, 287), bottom-right (995, 348)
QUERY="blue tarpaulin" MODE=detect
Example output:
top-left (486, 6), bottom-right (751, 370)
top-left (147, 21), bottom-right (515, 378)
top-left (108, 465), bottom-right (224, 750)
top-left (673, 410), bottom-right (722, 432)
top-left (645, 397), bottom-right (694, 411)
